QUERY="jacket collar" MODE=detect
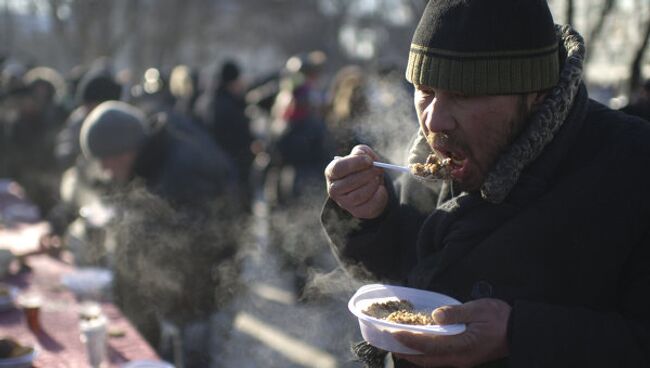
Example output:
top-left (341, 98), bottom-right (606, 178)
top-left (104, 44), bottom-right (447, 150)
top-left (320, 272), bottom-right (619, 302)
top-left (481, 25), bottom-right (586, 203)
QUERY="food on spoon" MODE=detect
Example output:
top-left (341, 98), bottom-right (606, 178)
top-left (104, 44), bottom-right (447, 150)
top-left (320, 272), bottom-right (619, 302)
top-left (0, 338), bottom-right (33, 359)
top-left (363, 299), bottom-right (435, 325)
top-left (409, 154), bottom-right (452, 180)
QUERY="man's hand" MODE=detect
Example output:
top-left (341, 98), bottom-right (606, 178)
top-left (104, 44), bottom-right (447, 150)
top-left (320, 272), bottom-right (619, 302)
top-left (393, 298), bottom-right (511, 368)
top-left (324, 145), bottom-right (387, 219)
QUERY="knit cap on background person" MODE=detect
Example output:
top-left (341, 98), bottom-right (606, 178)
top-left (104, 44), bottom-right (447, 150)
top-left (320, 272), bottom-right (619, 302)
top-left (77, 71), bottom-right (122, 106)
top-left (219, 60), bottom-right (240, 89)
top-left (80, 100), bottom-right (148, 159)
top-left (54, 72), bottom-right (124, 168)
top-left (405, 0), bottom-right (559, 96)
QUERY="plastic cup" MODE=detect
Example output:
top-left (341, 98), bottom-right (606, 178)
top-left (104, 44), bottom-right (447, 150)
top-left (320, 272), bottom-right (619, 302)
top-left (79, 301), bottom-right (103, 321)
top-left (80, 314), bottom-right (108, 368)
top-left (18, 293), bottom-right (42, 334)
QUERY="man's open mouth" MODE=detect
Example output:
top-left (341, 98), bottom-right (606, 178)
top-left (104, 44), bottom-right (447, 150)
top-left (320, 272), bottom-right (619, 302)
top-left (434, 149), bottom-right (467, 178)
top-left (434, 148), bottom-right (465, 166)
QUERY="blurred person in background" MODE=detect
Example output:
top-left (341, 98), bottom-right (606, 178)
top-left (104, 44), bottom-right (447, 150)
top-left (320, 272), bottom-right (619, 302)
top-left (133, 66), bottom-right (214, 157)
top-left (620, 79), bottom-right (650, 122)
top-left (322, 0), bottom-right (650, 367)
top-left (0, 66), bottom-right (68, 215)
top-left (79, 100), bottom-right (240, 367)
top-left (203, 60), bottom-right (255, 211)
top-left (55, 69), bottom-right (123, 169)
top-left (266, 51), bottom-right (332, 206)
top-left (129, 67), bottom-right (176, 117)
top-left (324, 65), bottom-right (369, 157)
top-left (262, 52), bottom-right (336, 299)
top-left (169, 64), bottom-right (201, 120)
top-left (47, 69), bottom-right (123, 251)
top-left (0, 62), bottom-right (27, 100)
top-left (61, 64), bottom-right (89, 112)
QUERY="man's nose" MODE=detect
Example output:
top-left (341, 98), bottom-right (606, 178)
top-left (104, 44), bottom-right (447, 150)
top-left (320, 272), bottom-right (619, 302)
top-left (424, 96), bottom-right (455, 133)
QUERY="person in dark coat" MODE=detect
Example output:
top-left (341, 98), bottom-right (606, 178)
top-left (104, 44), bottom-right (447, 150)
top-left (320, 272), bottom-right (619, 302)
top-left (80, 101), bottom-right (239, 367)
top-left (55, 69), bottom-right (122, 169)
top-left (47, 69), bottom-right (122, 249)
top-left (324, 65), bottom-right (369, 157)
top-left (322, 1), bottom-right (650, 367)
top-left (209, 60), bottom-right (254, 209)
top-left (0, 67), bottom-right (68, 214)
top-left (267, 52), bottom-right (331, 205)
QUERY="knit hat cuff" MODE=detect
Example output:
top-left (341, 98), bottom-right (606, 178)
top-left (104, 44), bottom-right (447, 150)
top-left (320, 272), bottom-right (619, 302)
top-left (405, 43), bottom-right (559, 95)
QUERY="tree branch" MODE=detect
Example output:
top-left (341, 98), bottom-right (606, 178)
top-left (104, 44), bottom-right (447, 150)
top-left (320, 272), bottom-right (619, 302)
top-left (628, 12), bottom-right (650, 95)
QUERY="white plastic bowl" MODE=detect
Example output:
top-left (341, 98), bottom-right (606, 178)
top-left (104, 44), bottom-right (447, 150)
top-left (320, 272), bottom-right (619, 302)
top-left (348, 284), bottom-right (466, 354)
top-left (61, 267), bottom-right (113, 299)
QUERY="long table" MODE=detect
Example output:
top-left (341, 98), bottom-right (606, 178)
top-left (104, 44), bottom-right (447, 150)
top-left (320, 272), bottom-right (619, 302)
top-left (1, 253), bottom-right (162, 367)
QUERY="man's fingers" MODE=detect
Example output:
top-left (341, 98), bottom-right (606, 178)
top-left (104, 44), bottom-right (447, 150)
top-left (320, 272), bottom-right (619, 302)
top-left (325, 145), bottom-right (387, 219)
top-left (434, 299), bottom-right (508, 325)
top-left (350, 144), bottom-right (381, 161)
top-left (347, 184), bottom-right (388, 219)
top-left (328, 167), bottom-right (382, 197)
top-left (336, 177), bottom-right (380, 207)
top-left (325, 154), bottom-right (372, 181)
top-left (393, 331), bottom-right (455, 356)
top-left (433, 303), bottom-right (475, 325)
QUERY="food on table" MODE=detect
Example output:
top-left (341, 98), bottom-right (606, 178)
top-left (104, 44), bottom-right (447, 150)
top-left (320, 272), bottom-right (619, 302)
top-left (0, 284), bottom-right (16, 312)
top-left (409, 154), bottom-right (452, 180)
top-left (0, 284), bottom-right (9, 297)
top-left (0, 338), bottom-right (33, 359)
top-left (108, 326), bottom-right (126, 338)
top-left (363, 299), bottom-right (436, 325)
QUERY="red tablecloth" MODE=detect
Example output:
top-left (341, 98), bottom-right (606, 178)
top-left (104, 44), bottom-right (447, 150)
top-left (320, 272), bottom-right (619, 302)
top-left (1, 254), bottom-right (162, 367)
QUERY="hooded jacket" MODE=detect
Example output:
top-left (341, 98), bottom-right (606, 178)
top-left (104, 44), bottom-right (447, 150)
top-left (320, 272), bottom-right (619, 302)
top-left (322, 26), bottom-right (650, 367)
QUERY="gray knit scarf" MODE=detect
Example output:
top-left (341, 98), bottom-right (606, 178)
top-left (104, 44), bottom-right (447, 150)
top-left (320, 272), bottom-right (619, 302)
top-left (408, 25), bottom-right (585, 204)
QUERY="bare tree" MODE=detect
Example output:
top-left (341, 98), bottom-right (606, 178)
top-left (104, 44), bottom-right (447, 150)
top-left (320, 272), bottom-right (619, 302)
top-left (1, 1), bottom-right (15, 55)
top-left (585, 0), bottom-right (616, 63)
top-left (4, 0), bottom-right (425, 78)
top-left (628, 12), bottom-right (650, 95)
top-left (566, 0), bottom-right (574, 26)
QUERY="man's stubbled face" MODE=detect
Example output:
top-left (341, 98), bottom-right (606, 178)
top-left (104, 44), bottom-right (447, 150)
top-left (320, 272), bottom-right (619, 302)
top-left (414, 86), bottom-right (536, 191)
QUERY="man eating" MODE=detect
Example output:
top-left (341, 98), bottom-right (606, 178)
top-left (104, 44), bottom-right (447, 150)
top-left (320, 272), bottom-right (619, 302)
top-left (322, 0), bottom-right (650, 367)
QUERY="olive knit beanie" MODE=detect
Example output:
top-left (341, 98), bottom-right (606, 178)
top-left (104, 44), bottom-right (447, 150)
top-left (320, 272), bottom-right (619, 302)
top-left (406, 0), bottom-right (559, 95)
top-left (80, 101), bottom-right (147, 159)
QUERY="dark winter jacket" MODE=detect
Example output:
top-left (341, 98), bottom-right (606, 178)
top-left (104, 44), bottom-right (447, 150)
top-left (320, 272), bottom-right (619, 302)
top-left (132, 113), bottom-right (236, 208)
top-left (620, 99), bottom-right (650, 123)
top-left (111, 113), bottom-right (240, 343)
top-left (212, 88), bottom-right (253, 174)
top-left (322, 26), bottom-right (650, 367)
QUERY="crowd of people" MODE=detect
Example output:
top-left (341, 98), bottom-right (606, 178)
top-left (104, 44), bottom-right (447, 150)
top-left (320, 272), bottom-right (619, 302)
top-left (0, 48), bottom-right (411, 366)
